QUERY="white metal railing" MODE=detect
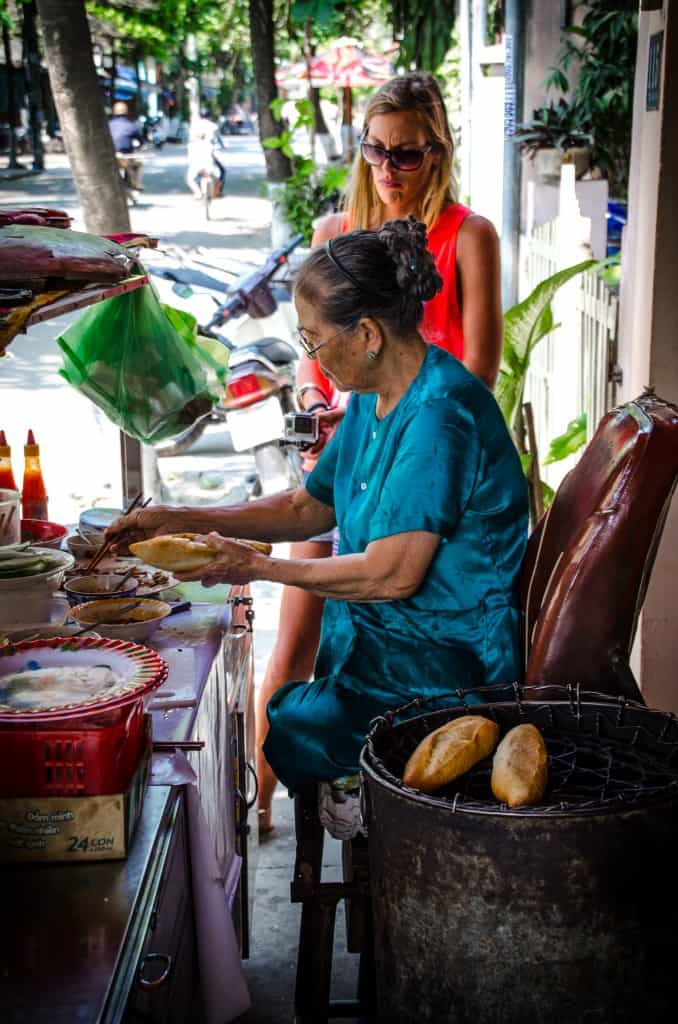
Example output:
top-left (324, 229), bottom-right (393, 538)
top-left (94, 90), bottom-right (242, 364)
top-left (519, 175), bottom-right (618, 489)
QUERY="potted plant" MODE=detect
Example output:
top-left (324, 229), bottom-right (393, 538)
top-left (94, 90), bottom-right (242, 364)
top-left (513, 99), bottom-right (593, 182)
top-left (264, 98), bottom-right (349, 247)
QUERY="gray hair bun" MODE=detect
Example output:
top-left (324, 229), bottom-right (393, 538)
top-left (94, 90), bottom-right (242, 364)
top-left (378, 215), bottom-right (443, 304)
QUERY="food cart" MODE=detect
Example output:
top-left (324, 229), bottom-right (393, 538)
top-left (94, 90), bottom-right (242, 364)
top-left (0, 225), bottom-right (257, 1022)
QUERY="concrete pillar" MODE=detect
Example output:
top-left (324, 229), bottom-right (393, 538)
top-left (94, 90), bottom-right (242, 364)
top-left (617, 0), bottom-right (678, 711)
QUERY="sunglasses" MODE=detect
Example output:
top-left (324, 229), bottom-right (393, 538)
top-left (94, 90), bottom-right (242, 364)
top-left (295, 323), bottom-right (353, 360)
top-left (360, 135), bottom-right (434, 172)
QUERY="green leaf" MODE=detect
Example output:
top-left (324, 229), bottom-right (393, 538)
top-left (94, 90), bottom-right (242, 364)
top-left (542, 481), bottom-right (556, 510)
top-left (322, 164), bottom-right (350, 192)
top-left (269, 97), bottom-right (286, 122)
top-left (497, 259), bottom-right (597, 429)
top-left (262, 136), bottom-right (284, 149)
top-left (544, 413), bottom-right (588, 464)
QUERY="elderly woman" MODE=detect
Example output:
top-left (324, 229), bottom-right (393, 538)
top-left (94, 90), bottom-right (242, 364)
top-left (108, 217), bottom-right (528, 793)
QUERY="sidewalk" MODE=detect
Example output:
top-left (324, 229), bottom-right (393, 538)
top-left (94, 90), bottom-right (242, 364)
top-left (0, 141), bottom-right (273, 256)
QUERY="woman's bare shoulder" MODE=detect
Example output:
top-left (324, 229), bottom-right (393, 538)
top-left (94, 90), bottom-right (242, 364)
top-left (311, 212), bottom-right (347, 247)
top-left (457, 212), bottom-right (499, 249)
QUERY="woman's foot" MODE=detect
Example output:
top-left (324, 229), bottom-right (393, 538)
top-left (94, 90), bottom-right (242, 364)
top-left (258, 806), bottom-right (274, 835)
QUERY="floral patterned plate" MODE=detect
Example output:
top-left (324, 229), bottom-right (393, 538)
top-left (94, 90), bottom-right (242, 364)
top-left (0, 636), bottom-right (168, 720)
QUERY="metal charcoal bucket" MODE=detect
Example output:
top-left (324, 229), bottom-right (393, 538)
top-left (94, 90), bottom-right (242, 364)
top-left (360, 685), bottom-right (678, 1024)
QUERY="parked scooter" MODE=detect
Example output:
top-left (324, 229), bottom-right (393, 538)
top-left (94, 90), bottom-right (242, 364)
top-left (145, 234), bottom-right (305, 497)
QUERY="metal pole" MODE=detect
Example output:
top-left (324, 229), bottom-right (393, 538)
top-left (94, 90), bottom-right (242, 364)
top-left (501, 0), bottom-right (525, 310)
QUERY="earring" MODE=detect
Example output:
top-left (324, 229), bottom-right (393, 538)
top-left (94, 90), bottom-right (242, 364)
top-left (367, 351), bottom-right (378, 362)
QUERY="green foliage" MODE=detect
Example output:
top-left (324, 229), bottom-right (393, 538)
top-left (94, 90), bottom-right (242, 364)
top-left (290, 0), bottom-right (340, 31)
top-left (265, 97), bottom-right (349, 243)
top-left (542, 0), bottom-right (638, 195)
top-left (392, 0), bottom-right (456, 72)
top-left (545, 413), bottom-right (587, 464)
top-left (513, 99), bottom-right (592, 158)
top-left (496, 259), bottom-right (597, 430)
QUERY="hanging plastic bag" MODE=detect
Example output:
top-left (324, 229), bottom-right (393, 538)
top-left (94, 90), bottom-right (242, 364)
top-left (57, 285), bottom-right (226, 444)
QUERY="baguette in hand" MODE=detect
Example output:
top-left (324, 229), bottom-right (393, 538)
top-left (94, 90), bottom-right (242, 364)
top-left (491, 724), bottom-right (548, 808)
top-left (130, 533), bottom-right (272, 573)
top-left (403, 715), bottom-right (500, 794)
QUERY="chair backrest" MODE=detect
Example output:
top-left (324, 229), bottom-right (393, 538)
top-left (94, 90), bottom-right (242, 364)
top-left (520, 390), bottom-right (678, 697)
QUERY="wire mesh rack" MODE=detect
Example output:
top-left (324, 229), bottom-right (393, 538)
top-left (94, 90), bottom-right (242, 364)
top-left (363, 683), bottom-right (678, 817)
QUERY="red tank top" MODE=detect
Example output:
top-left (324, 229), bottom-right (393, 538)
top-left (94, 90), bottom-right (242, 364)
top-left (419, 203), bottom-right (471, 359)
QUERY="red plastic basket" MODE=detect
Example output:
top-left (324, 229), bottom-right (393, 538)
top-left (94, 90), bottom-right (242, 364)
top-left (0, 703), bottom-right (149, 797)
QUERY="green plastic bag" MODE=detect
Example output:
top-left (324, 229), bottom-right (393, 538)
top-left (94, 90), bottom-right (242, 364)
top-left (57, 285), bottom-right (226, 444)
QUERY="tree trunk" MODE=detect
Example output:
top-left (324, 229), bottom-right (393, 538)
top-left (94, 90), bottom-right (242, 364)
top-left (2, 24), bottom-right (19, 170)
top-left (109, 36), bottom-right (116, 110)
top-left (22, 1), bottom-right (45, 172)
top-left (248, 0), bottom-right (291, 182)
top-left (35, 0), bottom-right (130, 233)
top-left (303, 20), bottom-right (330, 138)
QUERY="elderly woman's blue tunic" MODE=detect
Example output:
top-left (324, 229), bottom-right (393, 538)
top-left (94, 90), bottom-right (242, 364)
top-left (264, 345), bottom-right (528, 792)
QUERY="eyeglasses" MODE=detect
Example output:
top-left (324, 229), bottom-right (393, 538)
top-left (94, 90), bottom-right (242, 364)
top-left (295, 323), bottom-right (353, 360)
top-left (360, 135), bottom-right (433, 172)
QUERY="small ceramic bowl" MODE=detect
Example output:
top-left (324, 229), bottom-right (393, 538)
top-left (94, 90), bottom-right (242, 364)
top-left (20, 519), bottom-right (68, 550)
top-left (69, 597), bottom-right (172, 643)
top-left (66, 533), bottom-right (101, 559)
top-left (64, 574), bottom-right (139, 607)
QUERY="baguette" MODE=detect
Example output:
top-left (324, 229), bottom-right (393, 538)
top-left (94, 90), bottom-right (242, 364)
top-left (491, 724), bottom-right (548, 808)
top-left (403, 715), bottom-right (500, 794)
top-left (129, 533), bottom-right (272, 573)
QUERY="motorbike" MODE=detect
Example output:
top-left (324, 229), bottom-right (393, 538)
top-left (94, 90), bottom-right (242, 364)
top-left (145, 233), bottom-right (306, 498)
top-left (116, 147), bottom-right (146, 205)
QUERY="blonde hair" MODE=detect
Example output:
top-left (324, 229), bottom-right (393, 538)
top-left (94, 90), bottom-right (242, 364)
top-left (343, 72), bottom-right (457, 232)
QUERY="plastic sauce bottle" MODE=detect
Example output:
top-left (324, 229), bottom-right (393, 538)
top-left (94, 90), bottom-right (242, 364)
top-left (0, 430), bottom-right (18, 491)
top-left (22, 429), bottom-right (49, 521)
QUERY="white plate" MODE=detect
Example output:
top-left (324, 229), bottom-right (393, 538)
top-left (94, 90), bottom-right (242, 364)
top-left (227, 394), bottom-right (285, 452)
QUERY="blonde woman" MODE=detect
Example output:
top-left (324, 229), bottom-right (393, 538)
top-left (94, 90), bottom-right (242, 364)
top-left (256, 72), bottom-right (503, 831)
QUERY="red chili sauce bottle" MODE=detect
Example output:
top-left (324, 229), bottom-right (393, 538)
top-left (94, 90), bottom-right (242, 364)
top-left (22, 429), bottom-right (49, 521)
top-left (0, 430), bottom-right (18, 491)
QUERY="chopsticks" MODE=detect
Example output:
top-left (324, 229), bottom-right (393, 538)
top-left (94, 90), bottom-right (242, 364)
top-left (85, 493), bottom-right (151, 573)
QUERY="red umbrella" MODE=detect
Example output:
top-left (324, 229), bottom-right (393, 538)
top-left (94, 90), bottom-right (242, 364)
top-left (277, 40), bottom-right (393, 89)
top-left (276, 39), bottom-right (394, 159)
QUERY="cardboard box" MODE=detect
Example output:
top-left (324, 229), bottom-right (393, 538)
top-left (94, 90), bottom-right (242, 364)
top-left (0, 744), bottom-right (150, 863)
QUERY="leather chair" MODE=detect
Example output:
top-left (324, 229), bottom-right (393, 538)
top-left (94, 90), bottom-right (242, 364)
top-left (290, 390), bottom-right (678, 1022)
top-left (521, 389), bottom-right (678, 701)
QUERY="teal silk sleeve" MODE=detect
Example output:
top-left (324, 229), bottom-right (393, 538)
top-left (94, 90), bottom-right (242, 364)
top-left (305, 431), bottom-right (340, 507)
top-left (367, 398), bottom-right (479, 542)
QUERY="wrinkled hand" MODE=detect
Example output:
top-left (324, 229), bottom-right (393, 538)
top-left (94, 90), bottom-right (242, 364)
top-left (105, 505), bottom-right (187, 554)
top-left (174, 532), bottom-right (269, 587)
top-left (307, 408), bottom-right (345, 457)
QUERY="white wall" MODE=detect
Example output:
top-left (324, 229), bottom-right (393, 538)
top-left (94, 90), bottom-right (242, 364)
top-left (617, 2), bottom-right (678, 712)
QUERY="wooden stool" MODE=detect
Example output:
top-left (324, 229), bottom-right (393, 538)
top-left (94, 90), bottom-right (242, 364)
top-left (291, 786), bottom-right (376, 1022)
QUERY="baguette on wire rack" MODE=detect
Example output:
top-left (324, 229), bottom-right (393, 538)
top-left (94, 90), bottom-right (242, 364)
top-left (491, 724), bottom-right (548, 807)
top-left (130, 533), bottom-right (272, 573)
top-left (403, 715), bottom-right (500, 794)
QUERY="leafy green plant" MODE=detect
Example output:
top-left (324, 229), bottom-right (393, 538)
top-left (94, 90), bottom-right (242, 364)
top-left (513, 100), bottom-right (592, 159)
top-left (496, 259), bottom-right (598, 431)
top-left (543, 1), bottom-right (638, 196)
top-left (263, 98), bottom-right (349, 243)
top-left (544, 413), bottom-right (587, 465)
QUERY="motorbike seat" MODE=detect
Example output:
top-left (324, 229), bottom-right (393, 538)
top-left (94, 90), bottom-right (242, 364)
top-left (145, 263), bottom-right (231, 295)
top-left (238, 336), bottom-right (297, 365)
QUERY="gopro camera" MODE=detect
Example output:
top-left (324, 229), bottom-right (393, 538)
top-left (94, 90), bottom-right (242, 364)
top-left (284, 411), bottom-right (320, 447)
